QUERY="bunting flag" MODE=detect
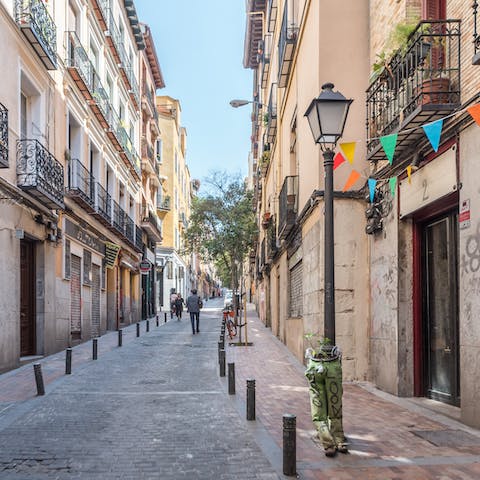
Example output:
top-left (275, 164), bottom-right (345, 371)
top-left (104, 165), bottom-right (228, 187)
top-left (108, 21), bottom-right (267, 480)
top-left (342, 170), bottom-right (361, 192)
top-left (380, 133), bottom-right (398, 164)
top-left (368, 178), bottom-right (377, 203)
top-left (422, 119), bottom-right (443, 152)
top-left (333, 152), bottom-right (346, 170)
top-left (389, 177), bottom-right (397, 197)
top-left (339, 142), bottom-right (356, 164)
top-left (467, 103), bottom-right (480, 126)
top-left (406, 165), bottom-right (412, 184)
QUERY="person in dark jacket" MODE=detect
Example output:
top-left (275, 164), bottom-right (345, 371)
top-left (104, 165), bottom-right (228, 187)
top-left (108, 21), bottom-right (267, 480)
top-left (175, 294), bottom-right (185, 320)
top-left (186, 289), bottom-right (202, 334)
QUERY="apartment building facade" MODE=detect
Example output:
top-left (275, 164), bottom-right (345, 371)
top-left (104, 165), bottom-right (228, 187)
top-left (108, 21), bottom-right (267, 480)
top-left (245, 0), bottom-right (480, 428)
top-left (0, 0), bottom-right (165, 373)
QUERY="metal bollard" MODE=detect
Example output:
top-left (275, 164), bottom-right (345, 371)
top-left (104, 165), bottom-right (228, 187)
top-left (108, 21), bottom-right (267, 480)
top-left (283, 414), bottom-right (297, 476)
top-left (246, 379), bottom-right (256, 420)
top-left (93, 338), bottom-right (98, 360)
top-left (118, 329), bottom-right (123, 347)
top-left (136, 323), bottom-right (140, 337)
top-left (219, 349), bottom-right (226, 377)
top-left (65, 348), bottom-right (72, 374)
top-left (218, 341), bottom-right (223, 364)
top-left (164, 312), bottom-right (167, 323)
top-left (156, 315), bottom-right (159, 327)
top-left (228, 363), bottom-right (236, 395)
top-left (146, 320), bottom-right (150, 332)
top-left (33, 363), bottom-right (45, 396)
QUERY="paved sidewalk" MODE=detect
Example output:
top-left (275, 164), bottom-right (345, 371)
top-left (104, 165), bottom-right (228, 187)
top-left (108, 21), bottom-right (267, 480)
top-left (225, 305), bottom-right (480, 479)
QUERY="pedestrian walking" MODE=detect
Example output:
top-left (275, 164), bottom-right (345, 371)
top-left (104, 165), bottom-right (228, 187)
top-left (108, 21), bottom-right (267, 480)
top-left (175, 294), bottom-right (185, 320)
top-left (170, 291), bottom-right (178, 319)
top-left (186, 289), bottom-right (203, 334)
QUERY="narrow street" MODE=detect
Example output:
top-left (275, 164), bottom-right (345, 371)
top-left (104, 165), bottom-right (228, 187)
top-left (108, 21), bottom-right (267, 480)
top-left (0, 298), bottom-right (277, 479)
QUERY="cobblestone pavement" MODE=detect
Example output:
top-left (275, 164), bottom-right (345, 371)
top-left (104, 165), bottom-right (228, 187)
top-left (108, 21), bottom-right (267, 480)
top-left (2, 299), bottom-right (480, 479)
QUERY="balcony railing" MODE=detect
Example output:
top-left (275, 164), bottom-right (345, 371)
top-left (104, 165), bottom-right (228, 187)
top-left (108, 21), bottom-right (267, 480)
top-left (0, 103), bottom-right (8, 168)
top-left (125, 215), bottom-right (135, 244)
top-left (266, 83), bottom-right (277, 144)
top-left (157, 195), bottom-right (171, 211)
top-left (278, 3), bottom-right (298, 87)
top-left (93, 182), bottom-right (111, 225)
top-left (366, 20), bottom-right (461, 163)
top-left (135, 225), bottom-right (144, 251)
top-left (15, 0), bottom-right (57, 70)
top-left (473, 0), bottom-right (480, 64)
top-left (143, 83), bottom-right (157, 116)
top-left (266, 218), bottom-right (278, 261)
top-left (141, 206), bottom-right (162, 241)
top-left (66, 158), bottom-right (95, 211)
top-left (260, 237), bottom-right (266, 267)
top-left (16, 139), bottom-right (64, 210)
top-left (261, 34), bottom-right (272, 89)
top-left (90, 0), bottom-right (110, 30)
top-left (278, 175), bottom-right (298, 240)
top-left (112, 200), bottom-right (126, 235)
top-left (267, 0), bottom-right (277, 33)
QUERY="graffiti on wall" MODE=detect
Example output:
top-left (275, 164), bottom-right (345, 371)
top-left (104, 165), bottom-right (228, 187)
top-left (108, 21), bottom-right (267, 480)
top-left (461, 222), bottom-right (480, 274)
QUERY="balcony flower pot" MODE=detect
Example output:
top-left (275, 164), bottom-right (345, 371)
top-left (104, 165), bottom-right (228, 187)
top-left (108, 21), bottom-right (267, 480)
top-left (418, 77), bottom-right (451, 105)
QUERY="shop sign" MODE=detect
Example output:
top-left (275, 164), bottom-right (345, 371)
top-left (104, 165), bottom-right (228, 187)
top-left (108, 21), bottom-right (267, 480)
top-left (65, 219), bottom-right (105, 254)
top-left (140, 260), bottom-right (151, 275)
top-left (105, 242), bottom-right (121, 268)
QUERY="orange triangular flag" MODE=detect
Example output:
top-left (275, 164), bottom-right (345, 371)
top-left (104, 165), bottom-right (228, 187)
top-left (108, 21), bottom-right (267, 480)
top-left (406, 165), bottom-right (412, 184)
top-left (342, 170), bottom-right (361, 192)
top-left (467, 104), bottom-right (480, 126)
top-left (340, 142), bottom-right (356, 164)
top-left (333, 152), bottom-right (346, 170)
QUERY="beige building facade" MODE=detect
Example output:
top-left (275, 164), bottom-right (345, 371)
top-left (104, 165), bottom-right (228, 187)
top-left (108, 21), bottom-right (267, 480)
top-left (245, 0), bottom-right (480, 428)
top-left (0, 0), bottom-right (165, 373)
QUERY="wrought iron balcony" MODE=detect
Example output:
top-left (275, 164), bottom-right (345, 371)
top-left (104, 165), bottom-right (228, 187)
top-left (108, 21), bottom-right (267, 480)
top-left (16, 139), bottom-right (64, 210)
top-left (66, 32), bottom-right (110, 130)
top-left (267, 0), bottom-right (277, 33)
top-left (473, 1), bottom-right (480, 64)
top-left (278, 3), bottom-right (298, 87)
top-left (90, 0), bottom-right (110, 30)
top-left (366, 20), bottom-right (461, 163)
top-left (278, 175), bottom-right (298, 240)
top-left (157, 195), bottom-right (171, 212)
top-left (66, 158), bottom-right (95, 212)
top-left (142, 83), bottom-right (157, 117)
top-left (112, 200), bottom-right (126, 236)
top-left (124, 214), bottom-right (135, 245)
top-left (260, 237), bottom-right (266, 268)
top-left (266, 83), bottom-right (277, 144)
top-left (135, 225), bottom-right (144, 252)
top-left (261, 34), bottom-right (272, 89)
top-left (91, 182), bottom-right (112, 226)
top-left (141, 206), bottom-right (162, 242)
top-left (0, 103), bottom-right (8, 168)
top-left (266, 218), bottom-right (278, 262)
top-left (15, 0), bottom-right (57, 70)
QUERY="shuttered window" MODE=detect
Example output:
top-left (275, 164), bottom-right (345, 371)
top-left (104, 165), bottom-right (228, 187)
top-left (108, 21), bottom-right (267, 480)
top-left (289, 261), bottom-right (303, 318)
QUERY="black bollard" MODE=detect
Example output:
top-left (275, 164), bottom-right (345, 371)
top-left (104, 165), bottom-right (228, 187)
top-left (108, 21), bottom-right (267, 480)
top-left (65, 348), bottom-right (72, 374)
top-left (228, 363), bottom-right (236, 395)
top-left (118, 329), bottom-right (123, 347)
top-left (33, 363), bottom-right (45, 396)
top-left (136, 323), bottom-right (140, 337)
top-left (164, 312), bottom-right (167, 323)
top-left (218, 341), bottom-right (222, 364)
top-left (93, 338), bottom-right (98, 360)
top-left (146, 320), bottom-right (150, 332)
top-left (283, 414), bottom-right (297, 476)
top-left (219, 349), bottom-right (226, 377)
top-left (156, 315), bottom-right (159, 327)
top-left (246, 379), bottom-right (256, 420)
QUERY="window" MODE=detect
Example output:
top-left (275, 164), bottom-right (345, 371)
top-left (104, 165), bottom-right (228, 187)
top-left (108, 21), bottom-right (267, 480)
top-left (156, 139), bottom-right (162, 163)
top-left (20, 93), bottom-right (27, 140)
top-left (289, 261), bottom-right (303, 318)
top-left (64, 239), bottom-right (71, 279)
top-left (83, 249), bottom-right (92, 286)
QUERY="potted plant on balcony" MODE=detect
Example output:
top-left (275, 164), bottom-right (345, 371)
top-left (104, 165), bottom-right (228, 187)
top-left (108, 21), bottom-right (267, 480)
top-left (260, 150), bottom-right (270, 176)
top-left (261, 211), bottom-right (271, 229)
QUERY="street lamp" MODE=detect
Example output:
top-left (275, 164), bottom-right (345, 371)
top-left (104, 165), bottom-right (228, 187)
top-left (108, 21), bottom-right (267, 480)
top-left (229, 99), bottom-right (264, 108)
top-left (304, 82), bottom-right (353, 346)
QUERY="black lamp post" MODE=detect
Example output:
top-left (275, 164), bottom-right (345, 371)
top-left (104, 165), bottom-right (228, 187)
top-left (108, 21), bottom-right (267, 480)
top-left (304, 83), bottom-right (352, 346)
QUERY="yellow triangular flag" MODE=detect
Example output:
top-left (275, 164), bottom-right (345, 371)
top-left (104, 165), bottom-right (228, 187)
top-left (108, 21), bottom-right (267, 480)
top-left (407, 165), bottom-right (412, 184)
top-left (342, 170), bottom-right (361, 192)
top-left (339, 142), bottom-right (356, 164)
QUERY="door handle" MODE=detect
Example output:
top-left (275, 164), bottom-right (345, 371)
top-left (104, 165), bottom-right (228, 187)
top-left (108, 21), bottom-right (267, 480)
top-left (444, 346), bottom-right (451, 353)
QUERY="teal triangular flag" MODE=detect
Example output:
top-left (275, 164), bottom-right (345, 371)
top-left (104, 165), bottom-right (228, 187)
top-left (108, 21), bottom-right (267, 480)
top-left (422, 119), bottom-right (443, 152)
top-left (368, 178), bottom-right (377, 203)
top-left (380, 133), bottom-right (398, 164)
top-left (389, 177), bottom-right (397, 197)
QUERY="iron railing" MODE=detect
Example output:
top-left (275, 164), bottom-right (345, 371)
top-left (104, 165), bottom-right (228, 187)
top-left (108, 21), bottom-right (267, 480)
top-left (0, 103), bottom-right (8, 168)
top-left (267, 0), bottom-right (277, 33)
top-left (278, 3), bottom-right (298, 87)
top-left (16, 139), bottom-right (64, 209)
top-left (135, 225), bottom-right (144, 251)
top-left (125, 215), bottom-right (135, 244)
top-left (15, 0), bottom-right (57, 70)
top-left (112, 200), bottom-right (126, 234)
top-left (266, 83), bottom-right (277, 144)
top-left (266, 218), bottom-right (278, 261)
top-left (95, 182), bottom-right (111, 223)
top-left (142, 206), bottom-right (162, 238)
top-left (366, 20), bottom-right (461, 157)
top-left (278, 175), bottom-right (298, 239)
top-left (157, 195), bottom-right (171, 211)
top-left (67, 158), bottom-right (95, 209)
top-left (261, 34), bottom-right (272, 89)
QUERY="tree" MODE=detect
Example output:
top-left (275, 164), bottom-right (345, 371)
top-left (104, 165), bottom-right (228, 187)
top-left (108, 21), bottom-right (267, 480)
top-left (184, 171), bottom-right (256, 293)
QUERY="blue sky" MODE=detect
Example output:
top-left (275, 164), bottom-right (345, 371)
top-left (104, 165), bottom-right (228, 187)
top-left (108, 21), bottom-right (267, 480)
top-left (134, 0), bottom-right (253, 182)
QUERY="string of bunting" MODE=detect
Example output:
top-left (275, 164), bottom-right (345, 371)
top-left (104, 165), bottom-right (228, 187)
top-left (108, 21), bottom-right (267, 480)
top-left (334, 103), bottom-right (480, 201)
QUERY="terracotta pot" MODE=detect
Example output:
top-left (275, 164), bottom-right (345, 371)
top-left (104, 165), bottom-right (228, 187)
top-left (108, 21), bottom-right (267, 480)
top-left (419, 77), bottom-right (451, 105)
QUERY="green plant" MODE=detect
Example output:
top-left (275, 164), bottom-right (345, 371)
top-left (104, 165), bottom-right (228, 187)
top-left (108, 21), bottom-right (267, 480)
top-left (260, 150), bottom-right (270, 169)
top-left (304, 332), bottom-right (332, 358)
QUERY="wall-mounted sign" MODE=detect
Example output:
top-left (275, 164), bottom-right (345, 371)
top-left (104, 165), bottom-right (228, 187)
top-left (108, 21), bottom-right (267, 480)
top-left (140, 260), bottom-right (151, 275)
top-left (105, 242), bottom-right (121, 268)
top-left (399, 146), bottom-right (457, 218)
top-left (459, 199), bottom-right (471, 230)
top-left (65, 219), bottom-right (105, 254)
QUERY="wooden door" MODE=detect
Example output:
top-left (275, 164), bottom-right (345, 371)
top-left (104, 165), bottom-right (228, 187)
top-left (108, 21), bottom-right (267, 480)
top-left (20, 240), bottom-right (36, 356)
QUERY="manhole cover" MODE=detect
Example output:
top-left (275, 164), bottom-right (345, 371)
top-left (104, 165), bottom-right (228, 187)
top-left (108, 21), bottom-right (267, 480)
top-left (411, 429), bottom-right (480, 447)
